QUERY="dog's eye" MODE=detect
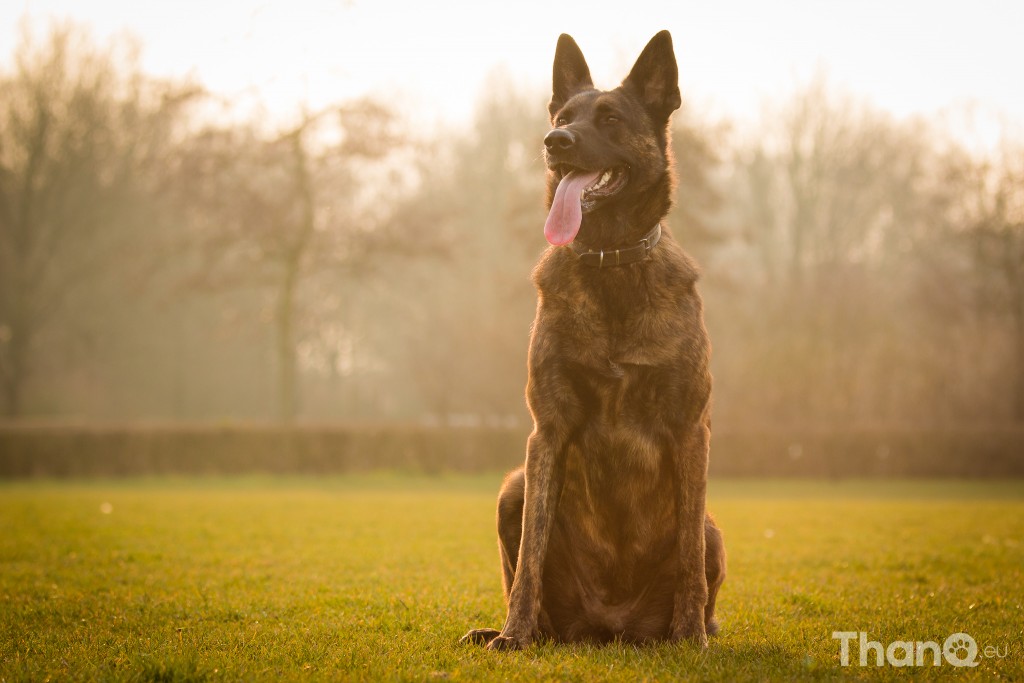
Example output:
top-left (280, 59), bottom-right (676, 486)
top-left (556, 116), bottom-right (568, 126)
top-left (603, 115), bottom-right (620, 124)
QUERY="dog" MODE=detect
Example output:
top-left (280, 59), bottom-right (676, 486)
top-left (460, 30), bottom-right (725, 651)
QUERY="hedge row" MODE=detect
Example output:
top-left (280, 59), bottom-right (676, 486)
top-left (0, 423), bottom-right (1022, 479)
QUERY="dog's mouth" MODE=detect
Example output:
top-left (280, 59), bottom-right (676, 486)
top-left (579, 167), bottom-right (628, 211)
top-left (544, 166), bottom-right (628, 246)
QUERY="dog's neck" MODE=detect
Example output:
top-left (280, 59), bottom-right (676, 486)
top-left (570, 223), bottom-right (662, 268)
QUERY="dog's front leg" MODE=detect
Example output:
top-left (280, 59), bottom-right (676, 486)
top-left (487, 426), bottom-right (567, 651)
top-left (669, 416), bottom-right (711, 648)
top-left (488, 338), bottom-right (577, 651)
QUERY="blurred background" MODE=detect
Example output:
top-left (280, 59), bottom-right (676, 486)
top-left (1, 0), bottom-right (1022, 476)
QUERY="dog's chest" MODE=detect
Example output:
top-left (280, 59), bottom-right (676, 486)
top-left (556, 286), bottom-right (696, 470)
top-left (565, 296), bottom-right (677, 370)
top-left (586, 362), bottom-right (667, 473)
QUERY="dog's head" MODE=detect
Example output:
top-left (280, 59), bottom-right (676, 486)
top-left (543, 31), bottom-right (681, 247)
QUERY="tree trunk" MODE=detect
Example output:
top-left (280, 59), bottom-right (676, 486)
top-left (272, 127), bottom-right (316, 422)
top-left (1012, 292), bottom-right (1024, 423)
top-left (276, 259), bottom-right (299, 422)
top-left (1, 369), bottom-right (23, 418)
top-left (0, 315), bottom-right (30, 417)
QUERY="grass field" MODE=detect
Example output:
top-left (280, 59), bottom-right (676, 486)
top-left (1, 476), bottom-right (1022, 682)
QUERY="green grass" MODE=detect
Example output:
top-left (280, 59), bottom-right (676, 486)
top-left (1, 476), bottom-right (1022, 681)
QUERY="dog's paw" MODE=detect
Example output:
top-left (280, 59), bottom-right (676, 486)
top-left (485, 634), bottom-right (527, 652)
top-left (670, 618), bottom-right (709, 649)
top-left (459, 628), bottom-right (501, 646)
top-left (672, 630), bottom-right (709, 649)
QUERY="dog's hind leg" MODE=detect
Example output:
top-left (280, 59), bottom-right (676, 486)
top-left (497, 468), bottom-right (526, 601)
top-left (703, 513), bottom-right (726, 636)
top-left (459, 469), bottom-right (525, 646)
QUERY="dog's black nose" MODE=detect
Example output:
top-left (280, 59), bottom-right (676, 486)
top-left (544, 128), bottom-right (575, 152)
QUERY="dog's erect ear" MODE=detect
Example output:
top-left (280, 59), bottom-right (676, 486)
top-left (548, 34), bottom-right (594, 118)
top-left (622, 30), bottom-right (681, 123)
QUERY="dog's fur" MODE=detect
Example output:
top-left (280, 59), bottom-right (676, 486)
top-left (461, 31), bottom-right (725, 650)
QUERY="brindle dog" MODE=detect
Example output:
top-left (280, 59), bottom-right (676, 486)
top-left (461, 30), bottom-right (725, 651)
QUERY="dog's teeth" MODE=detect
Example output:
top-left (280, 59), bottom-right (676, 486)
top-left (589, 171), bottom-right (612, 192)
top-left (584, 170), bottom-right (615, 195)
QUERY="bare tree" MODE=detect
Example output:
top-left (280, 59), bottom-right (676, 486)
top-left (383, 78), bottom-right (547, 422)
top-left (955, 143), bottom-right (1024, 421)
top-left (719, 75), bottom-right (944, 424)
top-left (0, 21), bottom-right (197, 416)
top-left (667, 107), bottom-right (726, 260)
top-left (171, 101), bottom-right (402, 420)
top-left (751, 76), bottom-right (933, 286)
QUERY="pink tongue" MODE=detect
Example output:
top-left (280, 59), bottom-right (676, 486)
top-left (544, 170), bottom-right (600, 245)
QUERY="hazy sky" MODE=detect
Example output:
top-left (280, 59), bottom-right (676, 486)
top-left (2, 0), bottom-right (1022, 141)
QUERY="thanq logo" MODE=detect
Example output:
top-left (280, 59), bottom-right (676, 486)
top-left (832, 631), bottom-right (1007, 667)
